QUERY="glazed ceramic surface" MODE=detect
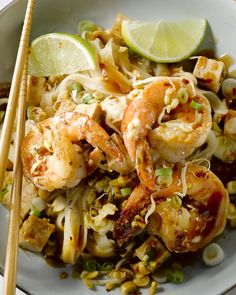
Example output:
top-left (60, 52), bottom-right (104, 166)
top-left (0, 0), bottom-right (236, 294)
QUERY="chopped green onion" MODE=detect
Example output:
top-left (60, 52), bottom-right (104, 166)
top-left (109, 178), bottom-right (121, 187)
top-left (83, 94), bottom-right (94, 104)
top-left (156, 175), bottom-right (173, 186)
top-left (178, 88), bottom-right (189, 104)
top-left (77, 20), bottom-right (99, 34)
top-left (100, 262), bottom-right (114, 271)
top-left (109, 176), bottom-right (128, 187)
top-left (120, 187), bottom-right (132, 197)
top-left (165, 268), bottom-right (184, 284)
top-left (94, 179), bottom-right (109, 193)
top-left (0, 187), bottom-right (8, 202)
top-left (0, 111), bottom-right (5, 123)
top-left (171, 194), bottom-right (182, 208)
top-left (26, 106), bottom-right (46, 122)
top-left (70, 82), bottom-right (83, 92)
top-left (146, 248), bottom-right (157, 261)
top-left (155, 167), bottom-right (172, 177)
top-left (190, 99), bottom-right (203, 111)
top-left (30, 207), bottom-right (41, 217)
top-left (83, 259), bottom-right (99, 272)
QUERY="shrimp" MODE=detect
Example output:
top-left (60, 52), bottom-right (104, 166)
top-left (114, 164), bottom-right (229, 252)
top-left (121, 77), bottom-right (212, 190)
top-left (22, 112), bottom-right (130, 191)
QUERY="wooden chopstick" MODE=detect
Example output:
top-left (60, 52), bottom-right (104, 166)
top-left (3, 61), bottom-right (28, 295)
top-left (0, 0), bottom-right (35, 294)
top-left (0, 0), bottom-right (35, 192)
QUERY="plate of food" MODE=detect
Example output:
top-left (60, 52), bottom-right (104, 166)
top-left (1, 0), bottom-right (236, 294)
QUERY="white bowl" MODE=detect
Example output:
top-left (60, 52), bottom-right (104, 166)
top-left (1, 0), bottom-right (236, 294)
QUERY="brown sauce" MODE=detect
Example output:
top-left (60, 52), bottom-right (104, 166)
top-left (0, 82), bottom-right (10, 98)
top-left (211, 156), bottom-right (236, 186)
top-left (172, 251), bottom-right (201, 267)
top-left (43, 255), bottom-right (65, 268)
top-left (42, 233), bottom-right (65, 268)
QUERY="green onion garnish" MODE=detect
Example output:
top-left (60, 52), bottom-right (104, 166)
top-left (156, 168), bottom-right (173, 186)
top-left (120, 187), bottom-right (132, 197)
top-left (0, 111), bottom-right (5, 123)
top-left (157, 175), bottom-right (172, 186)
top-left (83, 94), bottom-right (94, 104)
top-left (155, 167), bottom-right (172, 177)
top-left (165, 268), bottom-right (184, 284)
top-left (100, 262), bottom-right (114, 271)
top-left (190, 100), bottom-right (203, 111)
top-left (83, 259), bottom-right (99, 272)
top-left (109, 176), bottom-right (128, 187)
top-left (31, 208), bottom-right (41, 217)
top-left (178, 88), bottom-right (188, 104)
top-left (70, 82), bottom-right (83, 92)
top-left (146, 248), bottom-right (157, 261)
top-left (171, 194), bottom-right (182, 208)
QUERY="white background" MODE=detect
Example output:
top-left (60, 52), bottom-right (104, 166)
top-left (0, 0), bottom-right (235, 294)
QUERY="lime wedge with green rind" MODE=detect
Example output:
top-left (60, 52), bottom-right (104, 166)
top-left (122, 19), bottom-right (207, 63)
top-left (28, 33), bottom-right (97, 76)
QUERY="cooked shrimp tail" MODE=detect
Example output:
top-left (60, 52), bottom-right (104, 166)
top-left (113, 183), bottom-right (152, 247)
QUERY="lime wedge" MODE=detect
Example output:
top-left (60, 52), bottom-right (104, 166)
top-left (28, 33), bottom-right (97, 76)
top-left (122, 19), bottom-right (207, 63)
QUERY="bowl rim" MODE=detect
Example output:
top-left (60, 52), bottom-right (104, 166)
top-left (0, 0), bottom-right (18, 14)
top-left (1, 0), bottom-right (236, 295)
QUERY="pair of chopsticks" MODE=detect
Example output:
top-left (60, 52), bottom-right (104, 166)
top-left (0, 0), bottom-right (35, 294)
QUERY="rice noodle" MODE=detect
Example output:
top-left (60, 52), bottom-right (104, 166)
top-left (134, 76), bottom-right (170, 88)
top-left (193, 130), bottom-right (217, 160)
top-left (115, 258), bottom-right (127, 270)
top-left (201, 90), bottom-right (228, 115)
top-left (99, 39), bottom-right (117, 66)
top-left (57, 73), bottom-right (122, 99)
top-left (61, 184), bottom-right (87, 264)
